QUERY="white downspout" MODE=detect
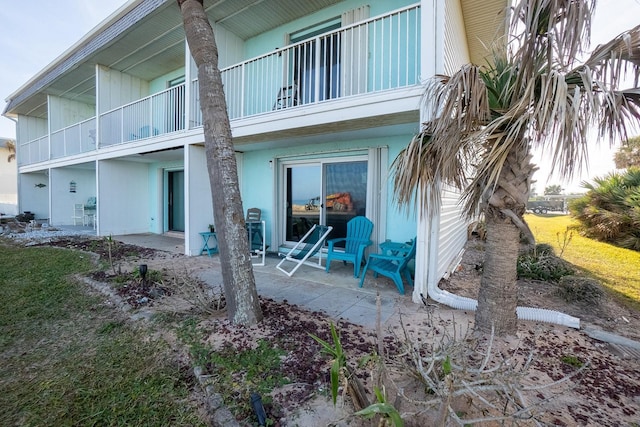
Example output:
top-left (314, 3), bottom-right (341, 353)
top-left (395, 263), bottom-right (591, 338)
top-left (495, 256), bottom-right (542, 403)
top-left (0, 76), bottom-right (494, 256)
top-left (422, 205), bottom-right (580, 329)
top-left (415, 0), bottom-right (580, 330)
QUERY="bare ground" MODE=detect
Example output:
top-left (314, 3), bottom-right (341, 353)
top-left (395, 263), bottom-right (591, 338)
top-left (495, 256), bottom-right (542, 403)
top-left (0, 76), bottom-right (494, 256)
top-left (30, 235), bottom-right (640, 426)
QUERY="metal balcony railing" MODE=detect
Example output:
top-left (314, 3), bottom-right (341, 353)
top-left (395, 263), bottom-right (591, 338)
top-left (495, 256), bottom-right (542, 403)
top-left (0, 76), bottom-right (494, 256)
top-left (99, 84), bottom-right (185, 147)
top-left (18, 135), bottom-right (48, 166)
top-left (50, 117), bottom-right (97, 159)
top-left (192, 3), bottom-right (420, 125)
top-left (18, 4), bottom-right (420, 166)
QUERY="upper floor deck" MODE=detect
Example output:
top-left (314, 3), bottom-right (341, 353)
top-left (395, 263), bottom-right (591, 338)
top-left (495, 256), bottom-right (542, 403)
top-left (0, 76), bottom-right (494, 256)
top-left (17, 3), bottom-right (421, 167)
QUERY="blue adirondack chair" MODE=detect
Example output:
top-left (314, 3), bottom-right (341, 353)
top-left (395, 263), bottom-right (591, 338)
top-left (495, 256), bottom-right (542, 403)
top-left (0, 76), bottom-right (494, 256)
top-left (359, 238), bottom-right (416, 294)
top-left (325, 216), bottom-right (374, 278)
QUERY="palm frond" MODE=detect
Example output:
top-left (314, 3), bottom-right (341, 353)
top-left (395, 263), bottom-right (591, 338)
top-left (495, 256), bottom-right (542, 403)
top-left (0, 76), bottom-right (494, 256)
top-left (393, 66), bottom-right (491, 217)
top-left (394, 0), bottom-right (640, 224)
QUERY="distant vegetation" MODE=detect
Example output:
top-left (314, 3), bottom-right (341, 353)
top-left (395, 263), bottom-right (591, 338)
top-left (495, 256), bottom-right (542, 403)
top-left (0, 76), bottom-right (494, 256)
top-left (568, 167), bottom-right (640, 251)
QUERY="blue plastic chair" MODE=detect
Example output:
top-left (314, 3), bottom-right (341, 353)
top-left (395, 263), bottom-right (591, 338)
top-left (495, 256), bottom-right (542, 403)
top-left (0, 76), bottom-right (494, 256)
top-left (359, 238), bottom-right (416, 294)
top-left (325, 216), bottom-right (373, 278)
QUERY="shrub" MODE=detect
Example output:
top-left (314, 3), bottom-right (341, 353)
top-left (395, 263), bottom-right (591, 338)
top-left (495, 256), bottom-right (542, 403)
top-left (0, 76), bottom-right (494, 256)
top-left (569, 168), bottom-right (640, 251)
top-left (517, 244), bottom-right (574, 282)
top-left (556, 276), bottom-right (604, 306)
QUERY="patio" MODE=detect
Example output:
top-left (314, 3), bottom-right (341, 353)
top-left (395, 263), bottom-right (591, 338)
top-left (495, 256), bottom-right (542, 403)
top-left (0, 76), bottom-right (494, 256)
top-left (112, 232), bottom-right (415, 329)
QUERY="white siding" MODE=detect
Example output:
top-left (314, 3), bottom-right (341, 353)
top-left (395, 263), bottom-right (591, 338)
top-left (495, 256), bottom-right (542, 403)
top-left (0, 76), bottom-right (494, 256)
top-left (185, 144), bottom-right (214, 256)
top-left (212, 24), bottom-right (245, 69)
top-left (48, 96), bottom-right (95, 132)
top-left (443, 0), bottom-right (470, 74)
top-left (16, 115), bottom-right (47, 143)
top-left (97, 65), bottom-right (149, 113)
top-left (18, 172), bottom-right (49, 220)
top-left (97, 159), bottom-right (150, 235)
top-left (0, 147), bottom-right (18, 215)
top-left (436, 185), bottom-right (469, 280)
top-left (49, 166), bottom-right (96, 226)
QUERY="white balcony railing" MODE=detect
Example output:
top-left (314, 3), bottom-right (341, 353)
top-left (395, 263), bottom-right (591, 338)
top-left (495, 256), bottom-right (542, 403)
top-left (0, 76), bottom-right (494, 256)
top-left (100, 84), bottom-right (185, 147)
top-left (50, 117), bottom-right (97, 159)
top-left (18, 4), bottom-right (420, 166)
top-left (18, 135), bottom-right (49, 166)
top-left (192, 3), bottom-right (420, 125)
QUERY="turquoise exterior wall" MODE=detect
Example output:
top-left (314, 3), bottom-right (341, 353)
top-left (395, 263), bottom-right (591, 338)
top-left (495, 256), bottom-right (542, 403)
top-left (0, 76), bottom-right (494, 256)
top-left (149, 68), bottom-right (186, 94)
top-left (240, 134), bottom-right (417, 248)
top-left (244, 0), bottom-right (417, 59)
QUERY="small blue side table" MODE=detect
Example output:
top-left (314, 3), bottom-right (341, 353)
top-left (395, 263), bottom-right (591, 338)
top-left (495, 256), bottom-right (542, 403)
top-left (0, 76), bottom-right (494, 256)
top-left (199, 231), bottom-right (219, 256)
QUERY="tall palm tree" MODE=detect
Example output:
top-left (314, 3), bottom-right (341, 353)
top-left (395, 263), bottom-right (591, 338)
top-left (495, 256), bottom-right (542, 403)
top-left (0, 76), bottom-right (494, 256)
top-left (177, 0), bottom-right (262, 326)
top-left (393, 0), bottom-right (640, 336)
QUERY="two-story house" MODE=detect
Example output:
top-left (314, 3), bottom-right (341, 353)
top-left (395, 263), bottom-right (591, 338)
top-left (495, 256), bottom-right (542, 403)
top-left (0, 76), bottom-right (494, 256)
top-left (3, 0), bottom-right (507, 304)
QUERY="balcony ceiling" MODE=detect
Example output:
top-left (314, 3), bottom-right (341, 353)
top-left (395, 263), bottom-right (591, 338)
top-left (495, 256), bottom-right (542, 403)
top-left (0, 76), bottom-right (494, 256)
top-left (5, 0), bottom-right (344, 119)
top-left (7, 0), bottom-right (506, 121)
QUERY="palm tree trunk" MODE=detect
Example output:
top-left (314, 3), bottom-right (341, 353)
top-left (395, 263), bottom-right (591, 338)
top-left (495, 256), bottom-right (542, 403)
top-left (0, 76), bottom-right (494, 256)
top-left (475, 144), bottom-right (533, 335)
top-left (178, 0), bottom-right (262, 325)
top-left (475, 212), bottom-right (519, 335)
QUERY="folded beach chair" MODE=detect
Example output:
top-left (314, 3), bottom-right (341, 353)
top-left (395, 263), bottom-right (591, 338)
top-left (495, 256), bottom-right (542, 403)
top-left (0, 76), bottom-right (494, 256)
top-left (276, 225), bottom-right (333, 277)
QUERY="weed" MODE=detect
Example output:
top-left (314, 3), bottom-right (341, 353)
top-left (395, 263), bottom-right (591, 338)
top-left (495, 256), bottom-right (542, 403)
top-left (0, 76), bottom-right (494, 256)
top-left (207, 340), bottom-right (288, 420)
top-left (517, 245), bottom-right (574, 282)
top-left (561, 355), bottom-right (584, 368)
top-left (556, 226), bottom-right (574, 258)
top-left (556, 276), bottom-right (604, 306)
top-left (309, 322), bottom-right (346, 406)
top-left (309, 322), bottom-right (369, 411)
top-left (104, 234), bottom-right (118, 275)
top-left (177, 318), bottom-right (210, 367)
top-left (355, 386), bottom-right (404, 427)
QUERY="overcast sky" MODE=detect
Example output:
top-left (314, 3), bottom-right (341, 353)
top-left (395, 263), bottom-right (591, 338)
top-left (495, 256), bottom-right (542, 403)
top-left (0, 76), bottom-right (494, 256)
top-left (0, 0), bottom-right (639, 193)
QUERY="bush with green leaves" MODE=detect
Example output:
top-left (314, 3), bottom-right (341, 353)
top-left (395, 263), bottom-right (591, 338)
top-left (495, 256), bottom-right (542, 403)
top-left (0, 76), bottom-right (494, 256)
top-left (517, 244), bottom-right (574, 282)
top-left (569, 167), bottom-right (640, 251)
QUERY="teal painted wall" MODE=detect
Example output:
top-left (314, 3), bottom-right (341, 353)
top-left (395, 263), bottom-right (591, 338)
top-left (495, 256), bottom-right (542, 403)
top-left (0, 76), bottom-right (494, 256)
top-left (244, 0), bottom-right (417, 58)
top-left (149, 68), bottom-right (186, 94)
top-left (241, 134), bottom-right (417, 247)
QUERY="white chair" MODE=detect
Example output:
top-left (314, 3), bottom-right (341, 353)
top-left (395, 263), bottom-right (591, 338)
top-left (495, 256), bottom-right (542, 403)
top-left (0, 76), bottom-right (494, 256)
top-left (276, 225), bottom-right (333, 277)
top-left (72, 204), bottom-right (84, 225)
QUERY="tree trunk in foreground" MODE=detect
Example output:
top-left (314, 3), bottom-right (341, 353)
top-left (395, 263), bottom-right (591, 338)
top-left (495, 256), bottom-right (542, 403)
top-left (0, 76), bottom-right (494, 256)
top-left (475, 212), bottom-right (520, 335)
top-left (475, 144), bottom-right (534, 336)
top-left (177, 0), bottom-right (262, 325)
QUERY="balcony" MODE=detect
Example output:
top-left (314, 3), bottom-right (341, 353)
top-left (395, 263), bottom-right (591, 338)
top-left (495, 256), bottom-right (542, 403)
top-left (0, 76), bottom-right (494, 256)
top-left (18, 4), bottom-right (420, 167)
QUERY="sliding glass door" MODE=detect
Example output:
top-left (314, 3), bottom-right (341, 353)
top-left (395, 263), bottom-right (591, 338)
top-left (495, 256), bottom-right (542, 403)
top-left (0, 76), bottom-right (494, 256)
top-left (283, 158), bottom-right (367, 243)
top-left (285, 164), bottom-right (321, 241)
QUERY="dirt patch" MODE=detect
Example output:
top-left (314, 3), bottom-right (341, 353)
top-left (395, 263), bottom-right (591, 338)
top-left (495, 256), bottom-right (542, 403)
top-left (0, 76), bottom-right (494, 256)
top-left (440, 237), bottom-right (640, 342)
top-left (31, 235), bottom-right (640, 425)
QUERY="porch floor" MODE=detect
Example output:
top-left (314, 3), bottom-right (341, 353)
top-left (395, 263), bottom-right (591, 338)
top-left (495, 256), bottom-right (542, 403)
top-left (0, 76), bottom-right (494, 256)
top-left (111, 232), bottom-right (419, 330)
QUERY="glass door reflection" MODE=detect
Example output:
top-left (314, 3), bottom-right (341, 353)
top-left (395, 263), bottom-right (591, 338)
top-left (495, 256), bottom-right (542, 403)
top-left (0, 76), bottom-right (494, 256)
top-left (285, 164), bottom-right (321, 242)
top-left (324, 161), bottom-right (367, 243)
top-left (284, 160), bottom-right (368, 244)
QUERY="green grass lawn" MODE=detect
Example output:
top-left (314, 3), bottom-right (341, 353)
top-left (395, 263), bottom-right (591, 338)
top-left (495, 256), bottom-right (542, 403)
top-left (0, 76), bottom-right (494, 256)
top-left (0, 242), bottom-right (206, 427)
top-left (525, 214), bottom-right (640, 309)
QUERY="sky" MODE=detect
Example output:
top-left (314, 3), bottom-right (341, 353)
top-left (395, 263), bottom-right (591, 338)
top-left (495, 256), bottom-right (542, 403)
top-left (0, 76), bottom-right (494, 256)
top-left (0, 0), bottom-right (639, 193)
